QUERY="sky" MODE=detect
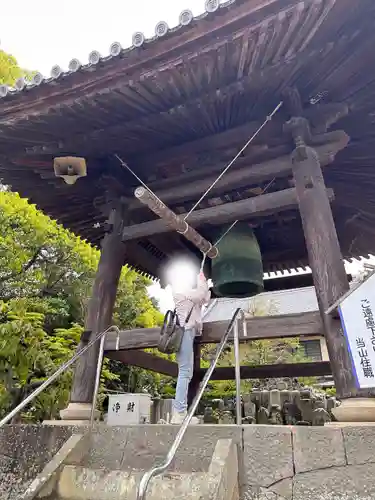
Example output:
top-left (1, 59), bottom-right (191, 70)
top-left (0, 0), bottom-right (207, 76)
top-left (1, 0), bottom-right (373, 312)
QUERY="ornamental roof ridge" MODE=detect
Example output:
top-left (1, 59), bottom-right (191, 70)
top-left (0, 0), bottom-right (236, 100)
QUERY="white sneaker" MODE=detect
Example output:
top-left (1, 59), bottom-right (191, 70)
top-left (190, 416), bottom-right (200, 425)
top-left (157, 418), bottom-right (169, 424)
top-left (170, 410), bottom-right (199, 425)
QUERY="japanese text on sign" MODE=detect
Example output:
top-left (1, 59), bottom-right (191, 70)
top-left (361, 299), bottom-right (375, 351)
top-left (356, 336), bottom-right (374, 379)
top-left (127, 402), bottom-right (135, 412)
top-left (338, 273), bottom-right (375, 389)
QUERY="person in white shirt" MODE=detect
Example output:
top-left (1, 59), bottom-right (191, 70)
top-left (170, 271), bottom-right (211, 424)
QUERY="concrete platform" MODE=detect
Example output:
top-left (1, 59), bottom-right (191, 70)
top-left (2, 424), bottom-right (375, 499)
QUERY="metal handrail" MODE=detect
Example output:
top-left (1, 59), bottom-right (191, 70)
top-left (0, 325), bottom-right (120, 428)
top-left (137, 307), bottom-right (246, 500)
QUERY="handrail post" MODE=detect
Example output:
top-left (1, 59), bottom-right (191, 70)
top-left (233, 318), bottom-right (242, 426)
top-left (90, 327), bottom-right (120, 428)
top-left (137, 308), bottom-right (243, 500)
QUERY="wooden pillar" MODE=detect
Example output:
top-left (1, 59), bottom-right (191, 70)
top-left (60, 208), bottom-right (127, 420)
top-left (188, 343), bottom-right (201, 408)
top-left (287, 117), bottom-right (370, 400)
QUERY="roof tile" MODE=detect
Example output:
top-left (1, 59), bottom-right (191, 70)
top-left (0, 0), bottom-right (238, 99)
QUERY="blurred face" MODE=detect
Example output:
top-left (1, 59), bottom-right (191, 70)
top-left (163, 257), bottom-right (198, 293)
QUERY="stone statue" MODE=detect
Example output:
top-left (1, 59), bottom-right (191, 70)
top-left (257, 406), bottom-right (270, 425)
top-left (282, 401), bottom-right (301, 425)
top-left (194, 386), bottom-right (339, 427)
top-left (212, 399), bottom-right (225, 411)
top-left (221, 411), bottom-right (234, 424)
top-left (269, 404), bottom-right (283, 425)
top-left (203, 406), bottom-right (219, 424)
top-left (243, 394), bottom-right (256, 421)
top-left (312, 407), bottom-right (331, 426)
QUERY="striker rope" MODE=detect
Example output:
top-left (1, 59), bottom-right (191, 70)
top-left (115, 100), bottom-right (283, 269)
top-left (183, 101), bottom-right (283, 221)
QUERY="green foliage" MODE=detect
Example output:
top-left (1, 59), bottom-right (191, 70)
top-left (0, 298), bottom-right (80, 421)
top-left (114, 271), bottom-right (164, 329)
top-left (0, 190), bottom-right (162, 421)
top-left (0, 50), bottom-right (34, 86)
top-left (325, 387), bottom-right (336, 397)
top-left (0, 191), bottom-right (98, 305)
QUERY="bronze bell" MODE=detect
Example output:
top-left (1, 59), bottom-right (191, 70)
top-left (211, 222), bottom-right (264, 298)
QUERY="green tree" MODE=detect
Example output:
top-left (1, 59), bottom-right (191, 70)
top-left (0, 190), bottom-right (162, 421)
top-left (0, 49), bottom-right (33, 86)
top-left (114, 273), bottom-right (164, 329)
top-left (0, 298), bottom-right (81, 422)
top-left (0, 191), bottom-right (98, 319)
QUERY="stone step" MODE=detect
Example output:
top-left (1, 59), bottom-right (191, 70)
top-left (3, 424), bottom-right (242, 500)
top-left (63, 425), bottom-right (242, 473)
top-left (50, 465), bottom-right (211, 499)
top-left (5, 423), bottom-right (375, 500)
top-left (32, 437), bottom-right (238, 500)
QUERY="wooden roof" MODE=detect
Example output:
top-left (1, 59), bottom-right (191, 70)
top-left (0, 0), bottom-right (374, 278)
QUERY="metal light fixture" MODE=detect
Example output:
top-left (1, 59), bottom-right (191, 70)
top-left (53, 157), bottom-right (87, 185)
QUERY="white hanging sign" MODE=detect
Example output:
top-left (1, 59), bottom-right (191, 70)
top-left (338, 272), bottom-right (375, 389)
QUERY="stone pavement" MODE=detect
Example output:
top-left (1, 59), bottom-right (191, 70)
top-left (242, 425), bottom-right (375, 500)
top-left (2, 424), bottom-right (375, 499)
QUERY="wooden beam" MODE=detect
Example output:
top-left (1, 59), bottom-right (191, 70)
top-left (133, 104), bottom-right (348, 170)
top-left (105, 350), bottom-right (331, 381)
top-left (134, 186), bottom-right (218, 258)
top-left (287, 116), bottom-right (365, 400)
top-left (123, 187), bottom-right (334, 241)
top-left (200, 361), bottom-right (332, 381)
top-left (104, 312), bottom-right (324, 351)
top-left (304, 103), bottom-right (349, 133)
top-left (128, 132), bottom-right (348, 210)
top-left (69, 209), bottom-right (127, 406)
top-left (140, 145), bottom-right (290, 192)
top-left (21, 56), bottom-right (347, 156)
top-left (106, 350), bottom-right (178, 377)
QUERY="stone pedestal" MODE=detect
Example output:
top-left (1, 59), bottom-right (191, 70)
top-left (332, 398), bottom-right (375, 422)
top-left (59, 402), bottom-right (100, 421)
top-left (326, 421), bottom-right (375, 427)
top-left (42, 419), bottom-right (90, 426)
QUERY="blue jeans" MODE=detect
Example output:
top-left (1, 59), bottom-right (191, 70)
top-left (173, 327), bottom-right (196, 413)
